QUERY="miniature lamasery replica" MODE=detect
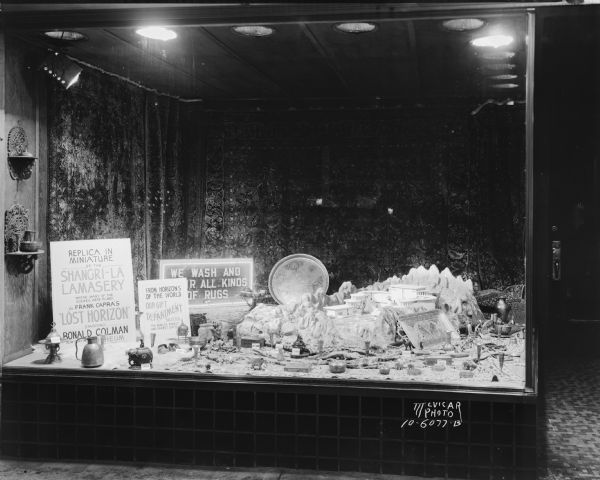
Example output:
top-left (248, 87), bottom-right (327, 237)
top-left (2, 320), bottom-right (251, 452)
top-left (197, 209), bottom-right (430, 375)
top-left (27, 260), bottom-right (526, 390)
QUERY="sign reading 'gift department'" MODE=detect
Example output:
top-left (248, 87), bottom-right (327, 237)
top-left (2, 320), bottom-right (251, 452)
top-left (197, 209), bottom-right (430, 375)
top-left (50, 238), bottom-right (137, 343)
top-left (159, 258), bottom-right (253, 308)
top-left (138, 278), bottom-right (190, 344)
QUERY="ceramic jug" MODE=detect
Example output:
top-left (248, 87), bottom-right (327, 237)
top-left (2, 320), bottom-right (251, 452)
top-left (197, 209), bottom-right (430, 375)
top-left (76, 336), bottom-right (104, 368)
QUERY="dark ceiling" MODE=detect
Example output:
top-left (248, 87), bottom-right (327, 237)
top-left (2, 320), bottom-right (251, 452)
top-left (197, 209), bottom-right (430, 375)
top-left (12, 12), bottom-right (528, 107)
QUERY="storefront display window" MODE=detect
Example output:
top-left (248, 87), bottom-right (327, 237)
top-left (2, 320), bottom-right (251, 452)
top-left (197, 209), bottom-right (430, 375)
top-left (4, 8), bottom-right (532, 392)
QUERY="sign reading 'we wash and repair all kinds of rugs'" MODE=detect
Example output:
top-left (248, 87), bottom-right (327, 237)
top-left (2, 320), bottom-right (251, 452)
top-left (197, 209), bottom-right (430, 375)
top-left (159, 258), bottom-right (253, 308)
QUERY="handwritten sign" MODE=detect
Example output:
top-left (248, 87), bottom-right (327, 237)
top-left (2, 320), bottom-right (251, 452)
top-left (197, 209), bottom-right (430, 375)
top-left (400, 401), bottom-right (463, 429)
top-left (138, 278), bottom-right (190, 344)
top-left (159, 258), bottom-right (253, 308)
top-left (50, 238), bottom-right (136, 343)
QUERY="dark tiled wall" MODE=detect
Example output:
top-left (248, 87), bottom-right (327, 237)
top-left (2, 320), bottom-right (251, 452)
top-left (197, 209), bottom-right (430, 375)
top-left (1, 375), bottom-right (536, 480)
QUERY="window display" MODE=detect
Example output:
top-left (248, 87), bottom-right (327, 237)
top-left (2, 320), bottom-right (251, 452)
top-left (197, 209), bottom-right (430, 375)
top-left (7, 10), bottom-right (531, 392)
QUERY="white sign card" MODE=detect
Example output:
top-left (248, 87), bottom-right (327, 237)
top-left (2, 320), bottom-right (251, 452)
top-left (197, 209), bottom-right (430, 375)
top-left (398, 310), bottom-right (455, 350)
top-left (138, 278), bottom-right (190, 345)
top-left (50, 238), bottom-right (136, 343)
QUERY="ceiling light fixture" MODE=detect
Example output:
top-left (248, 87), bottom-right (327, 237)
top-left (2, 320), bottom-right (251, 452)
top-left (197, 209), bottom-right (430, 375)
top-left (44, 31), bottom-right (87, 41)
top-left (488, 74), bottom-right (518, 81)
top-left (471, 34), bottom-right (514, 48)
top-left (334, 22), bottom-right (377, 34)
top-left (483, 63), bottom-right (517, 71)
top-left (135, 26), bottom-right (177, 41)
top-left (442, 18), bottom-right (485, 32)
top-left (481, 51), bottom-right (516, 60)
top-left (232, 25), bottom-right (275, 37)
top-left (491, 83), bottom-right (519, 89)
top-left (40, 53), bottom-right (82, 89)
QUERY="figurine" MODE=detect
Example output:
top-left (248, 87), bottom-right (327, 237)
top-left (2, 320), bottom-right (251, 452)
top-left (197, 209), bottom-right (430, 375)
top-left (463, 360), bottom-right (478, 371)
top-left (291, 334), bottom-right (310, 356)
top-left (396, 334), bottom-right (413, 351)
top-left (250, 358), bottom-right (265, 370)
top-left (190, 313), bottom-right (208, 336)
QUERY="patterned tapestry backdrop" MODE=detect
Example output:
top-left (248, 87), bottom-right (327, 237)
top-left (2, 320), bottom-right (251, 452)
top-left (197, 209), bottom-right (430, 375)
top-left (48, 70), bottom-right (525, 294)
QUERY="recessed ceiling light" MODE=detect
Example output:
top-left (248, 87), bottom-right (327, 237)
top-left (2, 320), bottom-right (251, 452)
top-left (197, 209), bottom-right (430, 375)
top-left (442, 18), bottom-right (485, 32)
top-left (471, 34), bottom-right (514, 48)
top-left (232, 25), bottom-right (275, 37)
top-left (135, 26), bottom-right (177, 41)
top-left (481, 51), bottom-right (516, 60)
top-left (44, 31), bottom-right (87, 41)
top-left (334, 22), bottom-right (377, 34)
top-left (488, 74), bottom-right (518, 81)
top-left (491, 83), bottom-right (519, 89)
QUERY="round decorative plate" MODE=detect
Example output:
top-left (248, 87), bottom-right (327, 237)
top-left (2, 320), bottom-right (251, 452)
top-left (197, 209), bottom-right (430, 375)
top-left (268, 254), bottom-right (329, 305)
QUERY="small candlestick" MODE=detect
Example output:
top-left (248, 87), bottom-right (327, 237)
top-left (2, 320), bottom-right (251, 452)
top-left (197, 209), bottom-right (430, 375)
top-left (498, 352), bottom-right (505, 372)
top-left (177, 321), bottom-right (189, 342)
top-left (476, 344), bottom-right (482, 362)
top-left (276, 345), bottom-right (285, 362)
top-left (364, 340), bottom-right (371, 355)
top-left (496, 297), bottom-right (510, 323)
top-left (318, 339), bottom-right (324, 354)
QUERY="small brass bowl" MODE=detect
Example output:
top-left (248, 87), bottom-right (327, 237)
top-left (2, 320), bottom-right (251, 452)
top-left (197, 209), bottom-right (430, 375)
top-left (329, 360), bottom-right (346, 374)
top-left (189, 336), bottom-right (207, 348)
top-left (20, 241), bottom-right (40, 252)
top-left (500, 325), bottom-right (512, 336)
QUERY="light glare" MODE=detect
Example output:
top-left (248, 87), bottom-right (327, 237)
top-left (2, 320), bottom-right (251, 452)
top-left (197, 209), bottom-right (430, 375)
top-left (471, 34), bottom-right (514, 48)
top-left (232, 25), bottom-right (275, 37)
top-left (66, 70), bottom-right (81, 89)
top-left (136, 26), bottom-right (177, 41)
top-left (334, 22), bottom-right (377, 34)
top-left (442, 18), bottom-right (485, 32)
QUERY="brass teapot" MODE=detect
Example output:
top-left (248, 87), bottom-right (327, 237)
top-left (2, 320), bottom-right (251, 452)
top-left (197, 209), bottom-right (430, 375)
top-left (75, 336), bottom-right (104, 368)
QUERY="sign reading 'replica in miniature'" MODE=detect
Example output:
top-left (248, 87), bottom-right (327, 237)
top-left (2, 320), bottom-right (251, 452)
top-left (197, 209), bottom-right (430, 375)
top-left (138, 278), bottom-right (190, 344)
top-left (50, 238), bottom-right (136, 343)
top-left (159, 258), bottom-right (253, 308)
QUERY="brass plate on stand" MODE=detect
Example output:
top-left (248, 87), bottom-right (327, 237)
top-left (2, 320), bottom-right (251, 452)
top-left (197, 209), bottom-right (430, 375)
top-left (268, 254), bottom-right (329, 305)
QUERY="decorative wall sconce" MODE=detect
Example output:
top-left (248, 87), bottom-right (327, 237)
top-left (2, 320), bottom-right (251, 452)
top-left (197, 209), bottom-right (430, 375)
top-left (7, 120), bottom-right (37, 180)
top-left (4, 204), bottom-right (44, 274)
